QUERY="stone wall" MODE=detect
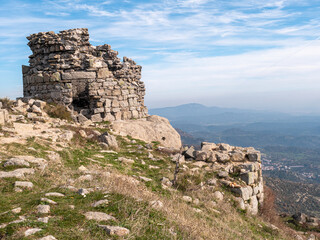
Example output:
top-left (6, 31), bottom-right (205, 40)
top-left (183, 142), bottom-right (264, 214)
top-left (22, 28), bottom-right (148, 122)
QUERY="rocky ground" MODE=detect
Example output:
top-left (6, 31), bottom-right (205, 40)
top-left (0, 98), bottom-right (318, 239)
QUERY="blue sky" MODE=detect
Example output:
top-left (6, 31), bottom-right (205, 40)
top-left (1, 0), bottom-right (320, 114)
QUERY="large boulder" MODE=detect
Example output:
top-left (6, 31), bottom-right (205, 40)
top-left (111, 115), bottom-right (182, 149)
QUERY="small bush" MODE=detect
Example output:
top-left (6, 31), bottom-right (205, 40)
top-left (44, 104), bottom-right (72, 121)
top-left (0, 97), bottom-right (14, 110)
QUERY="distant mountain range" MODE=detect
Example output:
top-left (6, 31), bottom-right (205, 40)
top-left (149, 103), bottom-right (320, 148)
top-left (149, 103), bottom-right (320, 126)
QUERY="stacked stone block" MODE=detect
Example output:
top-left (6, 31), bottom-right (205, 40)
top-left (22, 28), bottom-right (148, 122)
top-left (184, 142), bottom-right (264, 215)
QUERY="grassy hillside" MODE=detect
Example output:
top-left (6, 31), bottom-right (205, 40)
top-left (0, 119), bottom-right (299, 240)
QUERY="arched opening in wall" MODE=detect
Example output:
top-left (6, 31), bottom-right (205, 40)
top-left (71, 80), bottom-right (90, 113)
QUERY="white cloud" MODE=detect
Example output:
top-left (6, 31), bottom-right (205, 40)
top-left (143, 42), bottom-right (320, 113)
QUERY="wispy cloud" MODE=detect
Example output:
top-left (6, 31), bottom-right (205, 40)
top-left (1, 0), bottom-right (320, 113)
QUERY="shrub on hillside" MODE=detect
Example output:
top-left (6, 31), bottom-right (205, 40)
top-left (44, 103), bottom-right (72, 121)
top-left (260, 185), bottom-right (278, 223)
top-left (0, 97), bottom-right (14, 110)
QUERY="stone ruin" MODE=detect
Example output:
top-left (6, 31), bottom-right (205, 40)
top-left (182, 142), bottom-right (264, 215)
top-left (22, 28), bottom-right (148, 122)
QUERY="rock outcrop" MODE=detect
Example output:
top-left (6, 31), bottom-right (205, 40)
top-left (22, 28), bottom-right (148, 122)
top-left (111, 115), bottom-right (182, 149)
top-left (182, 142), bottom-right (264, 215)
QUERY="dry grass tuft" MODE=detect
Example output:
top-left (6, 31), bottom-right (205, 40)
top-left (0, 97), bottom-right (14, 110)
top-left (44, 103), bottom-right (72, 121)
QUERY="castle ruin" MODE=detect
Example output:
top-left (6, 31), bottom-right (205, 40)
top-left (22, 28), bottom-right (148, 122)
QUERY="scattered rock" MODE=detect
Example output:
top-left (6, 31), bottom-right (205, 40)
top-left (150, 200), bottom-right (163, 209)
top-left (45, 192), bottom-right (65, 197)
top-left (78, 165), bottom-right (88, 172)
top-left (213, 191), bottom-right (224, 201)
top-left (216, 152), bottom-right (230, 163)
top-left (78, 188), bottom-right (90, 196)
top-left (38, 235), bottom-right (57, 240)
top-left (207, 178), bottom-right (217, 186)
top-left (84, 211), bottom-right (116, 222)
top-left (25, 228), bottom-right (42, 237)
top-left (171, 153), bottom-right (185, 163)
top-left (36, 205), bottom-right (50, 214)
top-left (217, 170), bottom-right (228, 178)
top-left (99, 133), bottom-right (118, 149)
top-left (98, 225), bottom-right (130, 237)
top-left (185, 146), bottom-right (196, 159)
top-left (11, 207), bottom-right (22, 214)
top-left (201, 142), bottom-right (218, 151)
top-left (91, 200), bottom-right (109, 207)
top-left (59, 131), bottom-right (74, 142)
top-left (0, 168), bottom-right (35, 179)
top-left (193, 208), bottom-right (202, 213)
top-left (160, 177), bottom-right (173, 187)
top-left (192, 161), bottom-right (208, 168)
top-left (149, 165), bottom-right (160, 169)
top-left (139, 176), bottom-right (152, 182)
top-left (38, 217), bottom-right (49, 223)
top-left (193, 198), bottom-right (200, 205)
top-left (118, 157), bottom-right (135, 164)
top-left (78, 174), bottom-right (93, 181)
top-left (41, 198), bottom-right (57, 205)
top-left (79, 130), bottom-right (87, 138)
top-left (182, 196), bottom-right (193, 203)
top-left (3, 157), bottom-right (30, 167)
top-left (15, 181), bottom-right (33, 189)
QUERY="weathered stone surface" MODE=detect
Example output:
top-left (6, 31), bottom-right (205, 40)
top-left (98, 225), bottom-right (130, 236)
top-left (182, 196), bottom-right (193, 203)
top-left (0, 168), bottom-right (35, 179)
top-left (247, 151), bottom-right (261, 162)
top-left (15, 181), bottom-right (33, 189)
top-left (195, 151), bottom-right (208, 161)
top-left (23, 28), bottom-right (148, 122)
top-left (41, 198), bottom-right (57, 205)
top-left (150, 200), bottom-right (163, 209)
top-left (247, 195), bottom-right (258, 215)
top-left (218, 143), bottom-right (232, 151)
top-left (84, 211), bottom-right (116, 221)
top-left (216, 152), bottom-right (230, 163)
top-left (25, 228), bottom-right (42, 237)
top-left (213, 191), bottom-right (224, 201)
top-left (217, 170), bottom-right (228, 178)
top-left (61, 71), bottom-right (96, 80)
top-left (3, 158), bottom-right (30, 167)
top-left (230, 151), bottom-right (246, 162)
top-left (201, 142), bottom-right (217, 151)
top-left (111, 115), bottom-right (182, 149)
top-left (91, 199), bottom-right (109, 207)
top-left (231, 187), bottom-right (252, 201)
top-left (38, 235), bottom-right (57, 240)
top-left (36, 205), bottom-right (50, 214)
top-left (0, 109), bottom-right (9, 125)
top-left (99, 133), bottom-right (118, 149)
top-left (45, 192), bottom-right (65, 197)
top-left (240, 172), bottom-right (257, 185)
top-left (139, 176), bottom-right (152, 182)
top-left (185, 146), bottom-right (196, 159)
